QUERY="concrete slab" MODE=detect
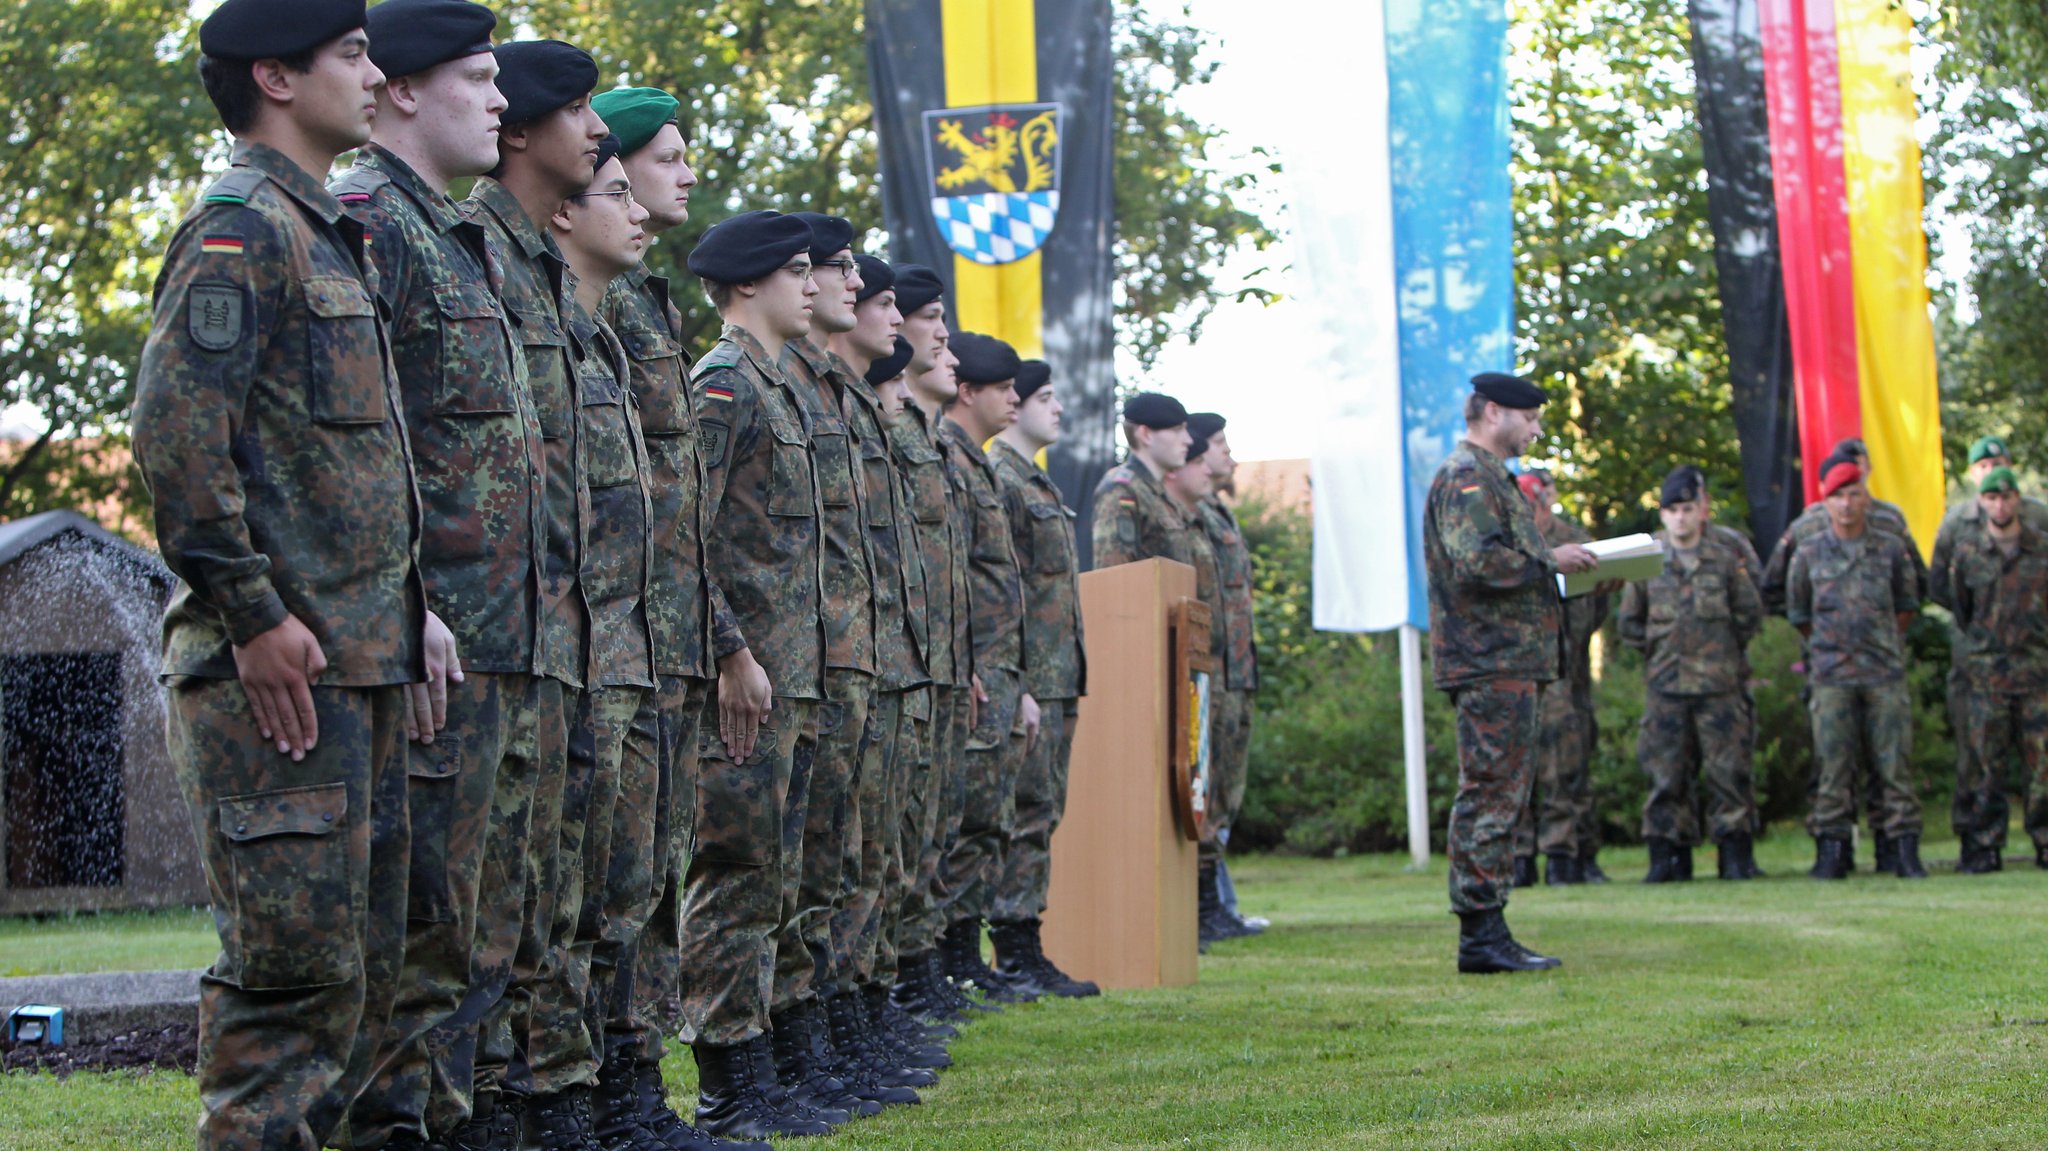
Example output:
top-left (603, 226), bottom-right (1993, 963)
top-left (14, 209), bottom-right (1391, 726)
top-left (0, 969), bottom-right (201, 1043)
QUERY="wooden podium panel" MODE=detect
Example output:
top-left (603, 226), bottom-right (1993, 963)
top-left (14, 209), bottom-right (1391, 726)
top-left (1042, 558), bottom-right (1199, 989)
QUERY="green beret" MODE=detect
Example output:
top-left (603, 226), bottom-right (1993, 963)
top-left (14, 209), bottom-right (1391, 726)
top-left (1969, 435), bottom-right (2012, 466)
top-left (591, 87), bottom-right (680, 156)
top-left (1979, 466), bottom-right (2020, 494)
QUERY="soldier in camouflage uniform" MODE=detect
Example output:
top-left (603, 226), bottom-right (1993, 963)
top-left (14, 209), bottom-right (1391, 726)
top-left (1510, 469), bottom-right (1609, 887)
top-left (767, 214), bottom-right (922, 1112)
top-left (1786, 460), bottom-right (1925, 879)
top-left (824, 269), bottom-right (956, 1069)
top-left (934, 332), bottom-right (1043, 1001)
top-left (325, 8), bottom-right (559, 1149)
top-left (544, 138), bottom-right (669, 1145)
top-left (133, 5), bottom-right (457, 1147)
top-left (1186, 412), bottom-right (1265, 930)
top-left (1618, 467), bottom-right (1765, 884)
top-left (585, 87), bottom-right (751, 1151)
top-left (884, 265), bottom-right (985, 1025)
top-left (1089, 392), bottom-right (1194, 568)
top-left (676, 210), bottom-right (841, 1141)
top-left (457, 40), bottom-right (610, 1149)
top-left (987, 360), bottom-right (1098, 996)
top-left (1928, 439), bottom-right (2048, 875)
top-left (1424, 374), bottom-right (1598, 974)
top-left (1942, 466), bottom-right (2048, 873)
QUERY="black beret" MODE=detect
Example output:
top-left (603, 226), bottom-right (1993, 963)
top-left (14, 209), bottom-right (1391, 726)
top-left (494, 40), bottom-right (597, 126)
top-left (950, 332), bottom-right (1021, 386)
top-left (867, 336), bottom-right (914, 386)
top-left (853, 254), bottom-right (894, 304)
top-left (1124, 392), bottom-right (1188, 429)
top-left (892, 264), bottom-right (945, 315)
top-left (1187, 412), bottom-right (1226, 440)
top-left (687, 210), bottom-right (814, 284)
top-left (1184, 436), bottom-right (1210, 463)
top-left (365, 0), bottom-right (495, 80)
top-left (590, 87), bottom-right (679, 155)
top-left (1470, 372), bottom-right (1547, 410)
top-left (1831, 437), bottom-right (1868, 461)
top-left (791, 212), bottom-right (854, 262)
top-left (1014, 359), bottom-right (1051, 402)
top-left (202, 0), bottom-right (365, 62)
top-left (588, 134), bottom-right (622, 176)
top-left (1659, 466), bottom-right (1704, 507)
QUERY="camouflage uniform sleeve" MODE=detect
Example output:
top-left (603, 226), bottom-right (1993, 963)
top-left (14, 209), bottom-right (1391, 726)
top-left (1090, 479), bottom-right (1141, 568)
top-left (694, 364), bottom-right (762, 659)
top-left (1784, 548), bottom-right (1813, 629)
top-left (1437, 477), bottom-right (1549, 591)
top-left (1950, 541), bottom-right (1978, 632)
top-left (1760, 525), bottom-right (1798, 617)
top-left (1891, 538), bottom-right (1920, 615)
top-left (1730, 528), bottom-right (1764, 588)
top-left (132, 206), bottom-right (292, 645)
top-left (1903, 529), bottom-right (1929, 603)
top-left (1928, 512), bottom-right (1962, 611)
top-left (1616, 577), bottom-right (1648, 652)
top-left (1731, 561), bottom-right (1763, 647)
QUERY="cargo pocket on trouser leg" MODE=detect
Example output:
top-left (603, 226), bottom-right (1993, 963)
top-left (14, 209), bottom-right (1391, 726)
top-left (217, 782), bottom-right (356, 989)
top-left (692, 719), bottom-right (781, 868)
top-left (405, 734), bottom-right (466, 924)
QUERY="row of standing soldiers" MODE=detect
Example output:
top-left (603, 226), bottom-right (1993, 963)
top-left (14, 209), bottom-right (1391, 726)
top-left (131, 2), bottom-right (1266, 1150)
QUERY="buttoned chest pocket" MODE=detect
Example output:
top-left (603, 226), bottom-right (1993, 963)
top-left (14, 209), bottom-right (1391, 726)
top-left (811, 420), bottom-right (857, 510)
top-left (512, 307), bottom-right (572, 441)
top-left (578, 361), bottom-right (637, 489)
top-left (1217, 530), bottom-right (1249, 588)
top-left (619, 327), bottom-right (691, 435)
top-left (1807, 555), bottom-right (1854, 616)
top-left (305, 276), bottom-right (387, 426)
top-left (431, 283), bottom-right (518, 415)
top-left (1026, 502), bottom-right (1072, 575)
top-left (766, 414), bottom-right (817, 518)
top-left (970, 486), bottom-right (1010, 563)
top-left (1692, 572), bottom-right (1730, 620)
top-left (861, 440), bottom-right (896, 528)
top-left (902, 449), bottom-right (948, 525)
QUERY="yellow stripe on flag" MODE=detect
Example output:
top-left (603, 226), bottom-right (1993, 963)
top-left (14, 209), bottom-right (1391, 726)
top-left (940, 0), bottom-right (1045, 358)
top-left (1836, 0), bottom-right (1942, 559)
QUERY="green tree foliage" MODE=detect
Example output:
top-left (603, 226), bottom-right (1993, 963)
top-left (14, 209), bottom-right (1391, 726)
top-left (1509, 0), bottom-right (1741, 535)
top-left (0, 0), bottom-right (1267, 521)
top-left (0, 0), bottom-right (218, 523)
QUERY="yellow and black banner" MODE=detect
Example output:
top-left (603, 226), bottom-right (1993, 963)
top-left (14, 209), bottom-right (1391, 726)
top-left (866, 0), bottom-right (1117, 557)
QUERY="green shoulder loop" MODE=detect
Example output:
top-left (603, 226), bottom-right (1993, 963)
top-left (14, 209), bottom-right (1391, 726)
top-left (690, 341), bottom-right (742, 381)
top-left (202, 168), bottom-right (267, 206)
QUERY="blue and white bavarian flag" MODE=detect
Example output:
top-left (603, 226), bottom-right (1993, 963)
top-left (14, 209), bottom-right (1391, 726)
top-left (921, 104), bottom-right (1063, 265)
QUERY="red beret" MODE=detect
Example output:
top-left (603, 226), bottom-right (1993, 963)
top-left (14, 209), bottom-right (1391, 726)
top-left (1819, 460), bottom-right (1863, 498)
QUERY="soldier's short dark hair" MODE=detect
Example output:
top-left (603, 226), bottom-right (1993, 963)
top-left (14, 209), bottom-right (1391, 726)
top-left (700, 278), bottom-right (735, 311)
top-left (1463, 391), bottom-right (1490, 423)
top-left (198, 50), bottom-right (319, 135)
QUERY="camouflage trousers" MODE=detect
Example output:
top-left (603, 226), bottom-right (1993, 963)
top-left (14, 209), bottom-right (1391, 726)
top-left (1447, 679), bottom-right (1538, 915)
top-left (774, 670), bottom-right (873, 1009)
top-left (345, 673), bottom-right (547, 1147)
top-left (625, 675), bottom-right (709, 1064)
top-left (1636, 689), bottom-right (1757, 846)
top-left (992, 697), bottom-right (1076, 921)
top-left (1514, 680), bottom-right (1595, 859)
top-left (1198, 689), bottom-right (1252, 864)
top-left (898, 684), bottom-right (965, 955)
top-left (1952, 684), bottom-right (2048, 852)
top-left (1808, 680), bottom-right (1919, 839)
top-left (678, 696), bottom-right (814, 1045)
top-left (936, 666), bottom-right (1026, 927)
top-left (831, 687), bottom-right (915, 987)
top-left (452, 682), bottom-right (571, 1116)
top-left (166, 679), bottom-right (410, 1151)
top-left (591, 677), bottom-right (688, 1064)
top-left (525, 684), bottom-right (647, 1094)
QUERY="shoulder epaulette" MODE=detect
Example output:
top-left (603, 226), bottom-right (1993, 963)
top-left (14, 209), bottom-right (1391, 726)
top-left (327, 167), bottom-right (391, 204)
top-left (689, 342), bottom-right (743, 382)
top-left (201, 168), bottom-right (267, 206)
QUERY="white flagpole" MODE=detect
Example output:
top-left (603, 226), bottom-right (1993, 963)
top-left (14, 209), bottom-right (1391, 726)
top-left (1398, 623), bottom-right (1429, 867)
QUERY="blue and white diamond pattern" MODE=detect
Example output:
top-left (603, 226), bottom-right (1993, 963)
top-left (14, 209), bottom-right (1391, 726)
top-left (931, 191), bottom-right (1060, 265)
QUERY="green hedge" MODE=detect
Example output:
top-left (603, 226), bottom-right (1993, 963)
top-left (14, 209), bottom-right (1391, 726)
top-left (1233, 499), bottom-right (1959, 856)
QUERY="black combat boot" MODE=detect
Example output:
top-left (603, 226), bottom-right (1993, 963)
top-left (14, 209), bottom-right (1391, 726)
top-left (1197, 863), bottom-right (1246, 946)
top-left (444, 1090), bottom-right (523, 1151)
top-left (1544, 852), bottom-right (1582, 886)
top-left (824, 990), bottom-right (930, 1096)
top-left (629, 1058), bottom-right (765, 1151)
top-left (869, 983), bottom-right (952, 1063)
top-left (925, 948), bottom-right (997, 1016)
top-left (769, 1003), bottom-right (875, 1118)
top-left (1956, 841), bottom-right (1999, 874)
top-left (1810, 836), bottom-right (1850, 880)
top-left (1642, 838), bottom-right (1682, 883)
top-left (1892, 833), bottom-right (1928, 878)
top-left (692, 1042), bottom-right (834, 1140)
top-left (941, 919), bottom-right (1035, 1002)
top-left (529, 1085), bottom-right (606, 1151)
top-left (1000, 917), bottom-right (1100, 998)
top-left (890, 950), bottom-right (962, 1024)
top-left (381, 1129), bottom-right (443, 1151)
top-left (592, 1044), bottom-right (671, 1151)
top-left (1456, 909), bottom-right (1562, 974)
top-left (1675, 843), bottom-right (1695, 881)
top-left (1872, 831), bottom-right (1896, 876)
top-left (2037, 843), bottom-right (2048, 870)
top-left (1578, 849), bottom-right (1610, 883)
top-left (1717, 834), bottom-right (1764, 880)
top-left (1510, 855), bottom-right (1538, 889)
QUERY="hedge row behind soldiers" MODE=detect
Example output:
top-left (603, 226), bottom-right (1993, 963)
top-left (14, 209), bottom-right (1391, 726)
top-left (130, 2), bottom-right (1108, 1149)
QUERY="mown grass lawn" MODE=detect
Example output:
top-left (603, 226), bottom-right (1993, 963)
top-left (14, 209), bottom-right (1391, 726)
top-left (5, 832), bottom-right (2047, 1149)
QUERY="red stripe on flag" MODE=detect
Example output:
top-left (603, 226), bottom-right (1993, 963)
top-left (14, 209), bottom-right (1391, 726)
top-left (1758, 0), bottom-right (1862, 504)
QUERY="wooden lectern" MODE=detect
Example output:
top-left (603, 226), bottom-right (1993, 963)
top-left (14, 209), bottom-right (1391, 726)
top-left (1042, 557), bottom-right (1201, 989)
